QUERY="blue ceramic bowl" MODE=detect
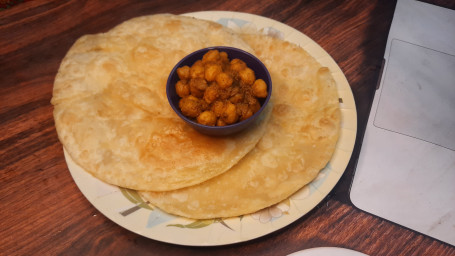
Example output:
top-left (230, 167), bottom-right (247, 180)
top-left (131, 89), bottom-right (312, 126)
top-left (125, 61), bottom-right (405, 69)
top-left (166, 46), bottom-right (272, 136)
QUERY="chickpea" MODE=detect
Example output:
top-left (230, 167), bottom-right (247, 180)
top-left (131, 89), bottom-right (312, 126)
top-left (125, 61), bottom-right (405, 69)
top-left (217, 118), bottom-right (226, 126)
top-left (236, 103), bottom-right (247, 115)
top-left (175, 80), bottom-right (190, 98)
top-left (190, 61), bottom-right (205, 79)
top-left (193, 60), bottom-right (203, 67)
top-left (241, 108), bottom-right (254, 121)
top-left (199, 98), bottom-right (209, 111)
top-left (252, 79), bottom-right (268, 98)
top-left (203, 85), bottom-right (219, 104)
top-left (189, 78), bottom-right (208, 98)
top-left (215, 72), bottom-right (233, 89)
top-left (219, 51), bottom-right (229, 64)
top-left (202, 49), bottom-right (220, 64)
top-left (238, 67), bottom-right (256, 85)
top-left (249, 97), bottom-right (261, 113)
top-left (237, 103), bottom-right (253, 121)
top-left (177, 66), bottom-right (190, 80)
top-left (222, 102), bottom-right (238, 124)
top-left (204, 63), bottom-right (222, 82)
top-left (229, 93), bottom-right (244, 104)
top-left (230, 59), bottom-right (247, 74)
top-left (211, 100), bottom-right (225, 117)
top-left (189, 78), bottom-right (208, 91)
top-left (218, 86), bottom-right (232, 100)
top-left (197, 111), bottom-right (217, 126)
top-left (179, 95), bottom-right (203, 118)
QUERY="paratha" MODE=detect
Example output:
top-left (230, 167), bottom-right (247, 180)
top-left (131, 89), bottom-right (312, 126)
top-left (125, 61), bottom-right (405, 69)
top-left (52, 14), bottom-right (271, 191)
top-left (140, 34), bottom-right (341, 219)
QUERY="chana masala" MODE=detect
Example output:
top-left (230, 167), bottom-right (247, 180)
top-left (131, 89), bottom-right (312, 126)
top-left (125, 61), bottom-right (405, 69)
top-left (175, 50), bottom-right (268, 126)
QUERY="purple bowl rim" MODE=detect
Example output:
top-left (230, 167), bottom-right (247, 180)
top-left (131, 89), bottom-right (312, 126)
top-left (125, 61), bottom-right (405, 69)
top-left (166, 46), bottom-right (272, 131)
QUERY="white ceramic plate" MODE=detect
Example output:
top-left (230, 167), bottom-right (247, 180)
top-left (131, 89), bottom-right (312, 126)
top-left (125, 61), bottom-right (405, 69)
top-left (288, 247), bottom-right (368, 256)
top-left (65, 11), bottom-right (357, 246)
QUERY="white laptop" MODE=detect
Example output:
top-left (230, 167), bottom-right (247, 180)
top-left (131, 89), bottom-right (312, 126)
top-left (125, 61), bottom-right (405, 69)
top-left (351, 0), bottom-right (455, 246)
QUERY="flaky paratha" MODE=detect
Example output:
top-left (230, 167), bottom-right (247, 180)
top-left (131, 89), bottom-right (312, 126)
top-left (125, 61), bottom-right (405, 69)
top-left (52, 14), bottom-right (271, 191)
top-left (141, 34), bottom-right (341, 219)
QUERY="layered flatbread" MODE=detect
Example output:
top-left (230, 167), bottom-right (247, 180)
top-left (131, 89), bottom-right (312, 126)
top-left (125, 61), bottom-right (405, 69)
top-left (52, 14), bottom-right (270, 191)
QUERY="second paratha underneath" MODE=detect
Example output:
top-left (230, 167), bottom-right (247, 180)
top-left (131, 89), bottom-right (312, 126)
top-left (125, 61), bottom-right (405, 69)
top-left (141, 34), bottom-right (341, 218)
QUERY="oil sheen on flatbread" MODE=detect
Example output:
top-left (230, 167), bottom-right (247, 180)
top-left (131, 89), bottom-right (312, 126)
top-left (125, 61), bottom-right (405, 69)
top-left (141, 34), bottom-right (341, 219)
top-left (52, 14), bottom-right (271, 191)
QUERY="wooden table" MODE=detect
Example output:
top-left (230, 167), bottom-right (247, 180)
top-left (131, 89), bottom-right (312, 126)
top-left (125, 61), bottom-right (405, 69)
top-left (1, 0), bottom-right (454, 255)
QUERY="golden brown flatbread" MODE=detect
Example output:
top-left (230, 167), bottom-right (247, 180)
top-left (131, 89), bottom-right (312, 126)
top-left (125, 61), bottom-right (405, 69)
top-left (52, 14), bottom-right (271, 191)
top-left (141, 34), bottom-right (341, 218)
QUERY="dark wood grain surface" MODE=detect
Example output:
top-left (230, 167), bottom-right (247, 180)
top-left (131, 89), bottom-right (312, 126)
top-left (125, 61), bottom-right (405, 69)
top-left (1, 0), bottom-right (454, 255)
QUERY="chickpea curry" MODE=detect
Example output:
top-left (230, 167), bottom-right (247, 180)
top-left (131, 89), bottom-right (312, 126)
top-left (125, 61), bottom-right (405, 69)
top-left (176, 50), bottom-right (268, 126)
